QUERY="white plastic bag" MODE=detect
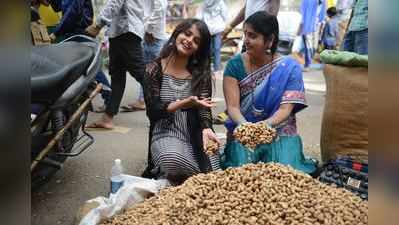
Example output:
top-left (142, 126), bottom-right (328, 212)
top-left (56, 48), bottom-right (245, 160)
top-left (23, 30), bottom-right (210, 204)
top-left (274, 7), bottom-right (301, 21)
top-left (78, 175), bottom-right (170, 225)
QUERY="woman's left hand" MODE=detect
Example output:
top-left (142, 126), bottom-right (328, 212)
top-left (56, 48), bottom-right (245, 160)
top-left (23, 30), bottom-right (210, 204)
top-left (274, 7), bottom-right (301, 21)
top-left (190, 97), bottom-right (215, 109)
top-left (202, 128), bottom-right (221, 150)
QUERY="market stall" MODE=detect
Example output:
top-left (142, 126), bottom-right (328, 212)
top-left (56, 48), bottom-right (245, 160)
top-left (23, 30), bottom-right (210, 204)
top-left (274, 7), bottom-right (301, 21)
top-left (76, 49), bottom-right (369, 224)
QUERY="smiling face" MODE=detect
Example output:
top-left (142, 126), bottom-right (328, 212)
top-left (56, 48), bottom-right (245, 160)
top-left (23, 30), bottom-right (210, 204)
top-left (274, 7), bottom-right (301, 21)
top-left (243, 23), bottom-right (273, 57)
top-left (175, 24), bottom-right (201, 57)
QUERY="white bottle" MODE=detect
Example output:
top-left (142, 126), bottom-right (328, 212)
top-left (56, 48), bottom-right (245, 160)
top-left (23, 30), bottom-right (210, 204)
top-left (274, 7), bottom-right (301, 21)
top-left (110, 159), bottom-right (124, 194)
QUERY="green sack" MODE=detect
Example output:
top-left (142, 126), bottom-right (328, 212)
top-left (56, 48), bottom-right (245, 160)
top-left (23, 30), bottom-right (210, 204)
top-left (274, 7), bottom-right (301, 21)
top-left (320, 50), bottom-right (368, 67)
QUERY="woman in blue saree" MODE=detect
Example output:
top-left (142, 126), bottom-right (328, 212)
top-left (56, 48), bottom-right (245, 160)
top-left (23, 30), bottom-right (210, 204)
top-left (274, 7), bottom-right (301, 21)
top-left (222, 11), bottom-right (317, 174)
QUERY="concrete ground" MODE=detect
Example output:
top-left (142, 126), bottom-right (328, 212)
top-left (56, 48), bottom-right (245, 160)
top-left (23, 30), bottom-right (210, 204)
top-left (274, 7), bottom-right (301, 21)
top-left (31, 67), bottom-right (326, 225)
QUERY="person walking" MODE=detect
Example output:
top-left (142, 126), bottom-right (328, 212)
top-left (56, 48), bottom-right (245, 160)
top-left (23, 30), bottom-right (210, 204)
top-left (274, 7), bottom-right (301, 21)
top-left (336, 0), bottom-right (354, 21)
top-left (142, 19), bottom-right (221, 184)
top-left (47, 0), bottom-right (93, 41)
top-left (44, 0), bottom-right (112, 109)
top-left (196, 0), bottom-right (228, 75)
top-left (122, 0), bottom-right (168, 112)
top-left (341, 0), bottom-right (368, 54)
top-left (296, 0), bottom-right (326, 69)
top-left (85, 0), bottom-right (145, 129)
top-left (222, 0), bottom-right (280, 40)
top-left (321, 7), bottom-right (339, 50)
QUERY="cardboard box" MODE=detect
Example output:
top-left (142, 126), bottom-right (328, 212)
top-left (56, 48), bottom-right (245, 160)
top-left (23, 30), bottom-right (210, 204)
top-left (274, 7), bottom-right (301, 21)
top-left (31, 21), bottom-right (51, 45)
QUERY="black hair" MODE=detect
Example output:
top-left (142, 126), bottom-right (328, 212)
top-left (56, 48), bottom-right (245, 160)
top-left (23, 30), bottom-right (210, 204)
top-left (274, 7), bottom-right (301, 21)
top-left (327, 7), bottom-right (337, 18)
top-left (158, 18), bottom-right (212, 96)
top-left (244, 11), bottom-right (279, 54)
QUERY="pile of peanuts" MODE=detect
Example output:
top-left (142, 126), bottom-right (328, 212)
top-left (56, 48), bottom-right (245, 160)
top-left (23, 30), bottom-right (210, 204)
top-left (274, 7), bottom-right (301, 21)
top-left (205, 140), bottom-right (219, 156)
top-left (101, 163), bottom-right (368, 225)
top-left (233, 122), bottom-right (277, 150)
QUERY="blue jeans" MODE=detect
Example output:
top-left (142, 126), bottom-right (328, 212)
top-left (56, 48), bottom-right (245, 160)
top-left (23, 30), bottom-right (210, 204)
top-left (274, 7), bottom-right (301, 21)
top-left (137, 38), bottom-right (165, 101)
top-left (143, 38), bottom-right (165, 64)
top-left (302, 35), bottom-right (313, 68)
top-left (211, 33), bottom-right (222, 71)
top-left (95, 70), bottom-right (111, 105)
top-left (342, 29), bottom-right (368, 55)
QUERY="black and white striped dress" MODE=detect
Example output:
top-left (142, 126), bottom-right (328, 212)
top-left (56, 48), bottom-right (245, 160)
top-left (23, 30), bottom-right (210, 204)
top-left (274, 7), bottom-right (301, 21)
top-left (150, 74), bottom-right (220, 183)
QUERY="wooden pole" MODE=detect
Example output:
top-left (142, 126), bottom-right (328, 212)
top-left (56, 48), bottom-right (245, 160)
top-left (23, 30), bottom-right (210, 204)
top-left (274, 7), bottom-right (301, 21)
top-left (31, 84), bottom-right (102, 171)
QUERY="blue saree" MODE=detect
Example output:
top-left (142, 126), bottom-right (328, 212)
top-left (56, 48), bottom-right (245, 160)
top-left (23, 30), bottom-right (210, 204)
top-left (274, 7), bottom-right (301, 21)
top-left (221, 55), bottom-right (316, 174)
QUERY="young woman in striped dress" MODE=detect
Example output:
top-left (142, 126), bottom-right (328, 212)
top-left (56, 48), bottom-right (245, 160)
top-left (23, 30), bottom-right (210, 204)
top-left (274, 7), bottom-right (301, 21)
top-left (142, 19), bottom-right (221, 185)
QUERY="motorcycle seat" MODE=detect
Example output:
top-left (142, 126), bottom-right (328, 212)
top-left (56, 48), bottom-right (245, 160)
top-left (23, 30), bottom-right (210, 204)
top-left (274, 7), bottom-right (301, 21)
top-left (31, 41), bottom-right (94, 103)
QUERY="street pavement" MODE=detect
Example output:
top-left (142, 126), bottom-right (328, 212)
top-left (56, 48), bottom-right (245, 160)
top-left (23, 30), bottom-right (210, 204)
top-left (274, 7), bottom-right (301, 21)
top-left (31, 67), bottom-right (326, 225)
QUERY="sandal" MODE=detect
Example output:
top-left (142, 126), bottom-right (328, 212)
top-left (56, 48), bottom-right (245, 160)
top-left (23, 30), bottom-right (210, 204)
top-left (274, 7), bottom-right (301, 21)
top-left (213, 112), bottom-right (228, 125)
top-left (120, 105), bottom-right (145, 112)
top-left (93, 105), bottom-right (106, 113)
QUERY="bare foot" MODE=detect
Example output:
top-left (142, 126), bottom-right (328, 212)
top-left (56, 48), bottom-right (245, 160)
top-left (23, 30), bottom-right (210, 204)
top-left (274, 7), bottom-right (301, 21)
top-left (127, 100), bottom-right (146, 110)
top-left (93, 105), bottom-right (106, 113)
top-left (86, 113), bottom-right (114, 129)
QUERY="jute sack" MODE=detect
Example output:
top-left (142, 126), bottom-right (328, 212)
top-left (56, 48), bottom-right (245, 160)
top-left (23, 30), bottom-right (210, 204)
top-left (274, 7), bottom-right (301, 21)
top-left (321, 64), bottom-right (368, 163)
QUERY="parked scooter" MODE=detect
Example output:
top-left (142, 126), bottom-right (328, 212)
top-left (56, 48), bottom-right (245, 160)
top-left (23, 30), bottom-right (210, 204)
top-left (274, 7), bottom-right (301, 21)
top-left (31, 35), bottom-right (102, 188)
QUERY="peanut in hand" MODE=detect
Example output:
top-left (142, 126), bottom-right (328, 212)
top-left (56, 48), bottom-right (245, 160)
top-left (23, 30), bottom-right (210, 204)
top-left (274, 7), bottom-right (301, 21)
top-left (233, 122), bottom-right (277, 151)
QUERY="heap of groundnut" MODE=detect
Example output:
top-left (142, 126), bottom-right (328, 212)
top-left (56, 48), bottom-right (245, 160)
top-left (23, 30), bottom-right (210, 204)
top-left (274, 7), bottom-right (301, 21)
top-left (233, 122), bottom-right (277, 150)
top-left (101, 163), bottom-right (368, 225)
